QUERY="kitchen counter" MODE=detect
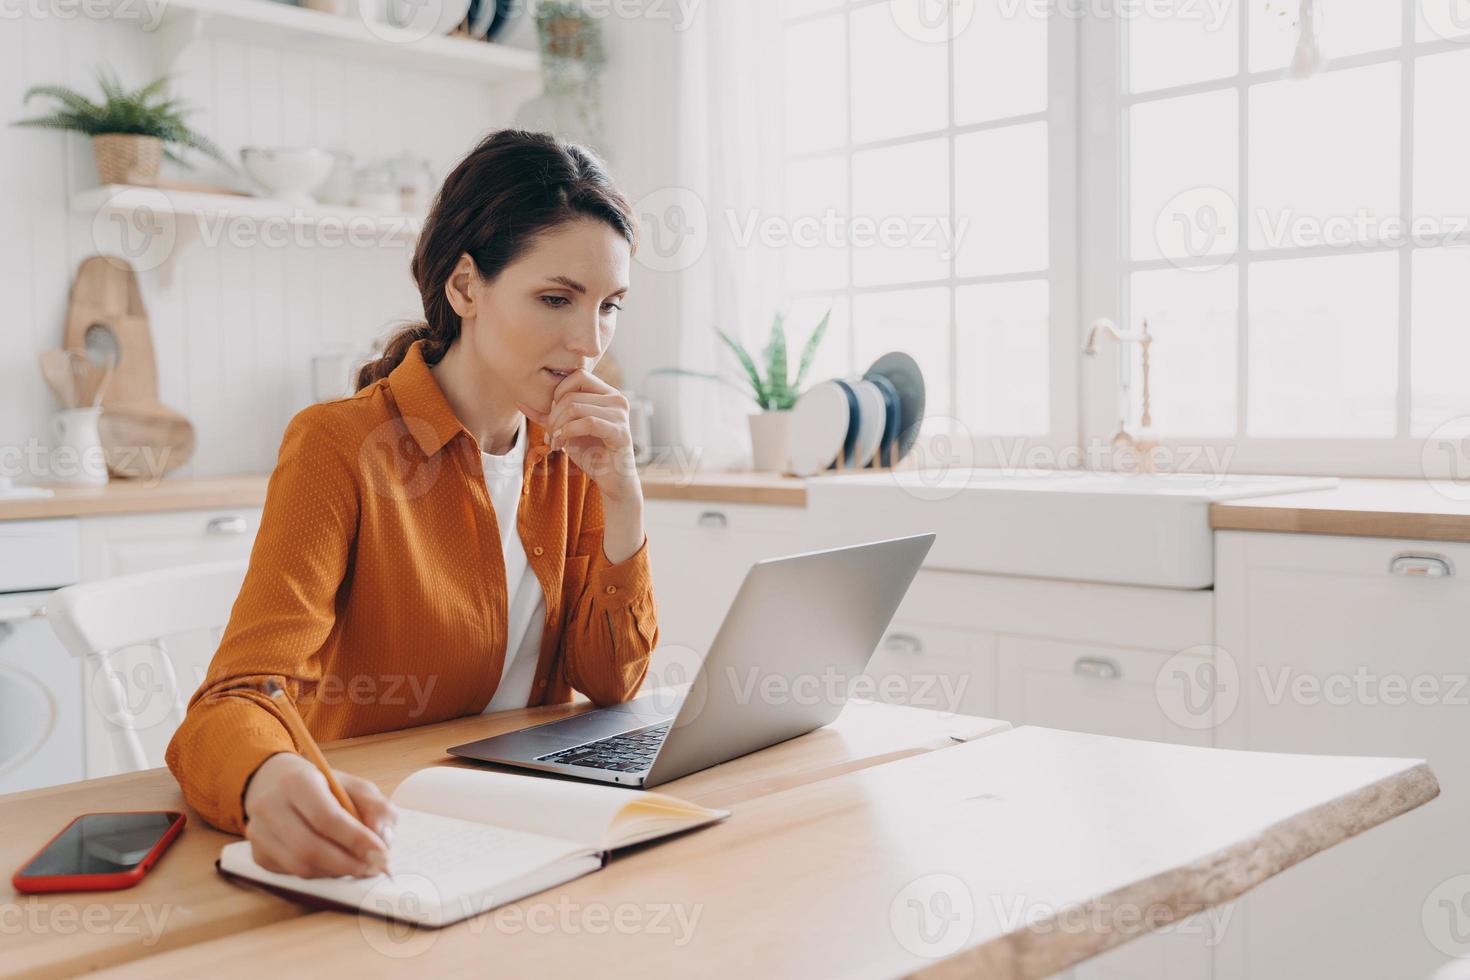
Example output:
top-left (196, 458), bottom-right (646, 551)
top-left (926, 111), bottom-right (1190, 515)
top-left (0, 468), bottom-right (806, 521)
top-left (1210, 478), bottom-right (1470, 543)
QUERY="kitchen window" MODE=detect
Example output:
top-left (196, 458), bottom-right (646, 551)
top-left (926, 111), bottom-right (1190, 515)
top-left (776, 0), bottom-right (1079, 463)
top-left (1097, 0), bottom-right (1470, 476)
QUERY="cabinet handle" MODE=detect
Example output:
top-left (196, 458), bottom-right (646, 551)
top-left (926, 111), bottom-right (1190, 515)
top-left (206, 515), bottom-right (248, 536)
top-left (696, 511), bottom-right (728, 529)
top-left (0, 604), bottom-right (47, 625)
top-left (882, 632), bottom-right (923, 656)
top-left (1074, 657), bottom-right (1122, 680)
top-left (1389, 553), bottom-right (1454, 578)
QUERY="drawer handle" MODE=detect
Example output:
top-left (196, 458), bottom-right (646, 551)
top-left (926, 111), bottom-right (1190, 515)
top-left (1390, 553), bottom-right (1453, 578)
top-left (1074, 657), bottom-right (1121, 680)
top-left (206, 516), bottom-right (248, 536)
top-left (696, 511), bottom-right (728, 529)
top-left (882, 633), bottom-right (923, 656)
top-left (0, 604), bottom-right (47, 624)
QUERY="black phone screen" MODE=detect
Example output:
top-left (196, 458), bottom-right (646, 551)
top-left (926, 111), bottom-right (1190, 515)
top-left (17, 812), bottom-right (181, 878)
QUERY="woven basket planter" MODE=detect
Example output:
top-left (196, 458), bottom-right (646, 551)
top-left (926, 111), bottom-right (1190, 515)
top-left (92, 133), bottom-right (163, 186)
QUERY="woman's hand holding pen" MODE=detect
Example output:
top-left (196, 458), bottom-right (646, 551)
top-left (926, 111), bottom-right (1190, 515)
top-left (243, 752), bottom-right (398, 879)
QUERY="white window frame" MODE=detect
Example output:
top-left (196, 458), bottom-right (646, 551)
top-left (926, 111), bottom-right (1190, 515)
top-left (778, 1), bottom-right (1080, 469)
top-left (1081, 3), bottom-right (1470, 478)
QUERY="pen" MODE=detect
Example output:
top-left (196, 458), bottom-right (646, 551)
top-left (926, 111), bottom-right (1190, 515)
top-left (260, 678), bottom-right (362, 822)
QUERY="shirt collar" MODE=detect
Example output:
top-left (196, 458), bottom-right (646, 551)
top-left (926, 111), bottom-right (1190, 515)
top-left (387, 339), bottom-right (556, 469)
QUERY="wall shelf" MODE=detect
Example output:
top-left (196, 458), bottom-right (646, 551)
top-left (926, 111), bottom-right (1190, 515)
top-left (112, 0), bottom-right (541, 84)
top-left (74, 184), bottom-right (422, 282)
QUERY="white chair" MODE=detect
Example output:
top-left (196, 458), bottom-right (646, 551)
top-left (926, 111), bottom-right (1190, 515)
top-left (47, 560), bottom-right (247, 775)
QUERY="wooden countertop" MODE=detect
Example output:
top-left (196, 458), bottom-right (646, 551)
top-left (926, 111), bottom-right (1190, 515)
top-left (0, 476), bottom-right (272, 522)
top-left (0, 469), bottom-right (805, 522)
top-left (78, 727), bottom-right (1435, 980)
top-left (1211, 478), bottom-right (1470, 542)
top-left (3, 698), bottom-right (1007, 978)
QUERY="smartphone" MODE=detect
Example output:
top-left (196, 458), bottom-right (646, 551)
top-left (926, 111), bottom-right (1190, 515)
top-left (12, 811), bottom-right (186, 893)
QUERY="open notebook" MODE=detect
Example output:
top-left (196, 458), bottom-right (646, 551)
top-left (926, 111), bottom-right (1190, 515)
top-left (217, 767), bottom-right (729, 928)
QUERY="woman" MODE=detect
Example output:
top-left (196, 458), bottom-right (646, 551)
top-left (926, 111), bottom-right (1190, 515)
top-left (165, 130), bottom-right (658, 879)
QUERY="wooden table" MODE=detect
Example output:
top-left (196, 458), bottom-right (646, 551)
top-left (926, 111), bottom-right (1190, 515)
top-left (3, 707), bottom-right (1435, 980)
top-left (1, 698), bottom-right (1005, 978)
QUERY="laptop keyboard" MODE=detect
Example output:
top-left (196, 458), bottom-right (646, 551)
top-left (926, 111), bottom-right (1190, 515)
top-left (536, 723), bottom-right (671, 772)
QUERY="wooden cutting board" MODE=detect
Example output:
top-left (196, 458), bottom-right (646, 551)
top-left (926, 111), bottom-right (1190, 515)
top-left (63, 255), bottom-right (159, 405)
top-left (63, 255), bottom-right (195, 478)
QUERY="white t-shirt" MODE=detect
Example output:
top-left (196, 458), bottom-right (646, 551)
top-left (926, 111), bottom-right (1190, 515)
top-left (481, 415), bottom-right (548, 712)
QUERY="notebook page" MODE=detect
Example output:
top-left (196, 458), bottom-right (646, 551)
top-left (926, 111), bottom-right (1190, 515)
top-left (390, 767), bottom-right (725, 848)
top-left (219, 808), bottom-right (595, 926)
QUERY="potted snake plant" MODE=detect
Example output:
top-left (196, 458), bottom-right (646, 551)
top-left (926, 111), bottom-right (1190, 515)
top-left (11, 69), bottom-right (229, 187)
top-left (654, 309), bottom-right (831, 473)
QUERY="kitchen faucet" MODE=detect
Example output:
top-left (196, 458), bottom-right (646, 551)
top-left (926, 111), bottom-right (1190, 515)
top-left (1083, 318), bottom-right (1158, 472)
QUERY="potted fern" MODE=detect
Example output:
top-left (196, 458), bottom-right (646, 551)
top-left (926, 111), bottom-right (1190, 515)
top-left (12, 69), bottom-right (229, 187)
top-left (654, 309), bottom-right (830, 473)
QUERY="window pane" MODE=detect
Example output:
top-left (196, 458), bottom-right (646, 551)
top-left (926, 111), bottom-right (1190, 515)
top-left (784, 154), bottom-right (849, 292)
top-left (1130, 89), bottom-right (1238, 263)
top-left (1414, 49), bottom-right (1470, 229)
top-left (851, 137), bottom-right (950, 286)
top-left (784, 295), bottom-right (852, 387)
top-left (852, 286), bottom-right (952, 430)
top-left (784, 16), bottom-right (847, 154)
top-left (1418, 0), bottom-right (1470, 42)
top-left (954, 1), bottom-right (1047, 124)
top-left (1128, 1), bottom-right (1239, 93)
top-left (1248, 65), bottom-right (1400, 250)
top-left (955, 280), bottom-right (1049, 435)
top-left (851, 2), bottom-right (948, 143)
top-left (1247, 253), bottom-right (1398, 437)
top-left (1129, 266), bottom-right (1239, 437)
top-left (954, 122), bottom-right (1048, 277)
top-left (1412, 249), bottom-right (1470, 437)
top-left (1250, 0), bottom-right (1403, 73)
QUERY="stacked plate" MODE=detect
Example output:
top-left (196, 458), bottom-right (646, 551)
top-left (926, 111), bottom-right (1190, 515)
top-left (785, 352), bottom-right (926, 477)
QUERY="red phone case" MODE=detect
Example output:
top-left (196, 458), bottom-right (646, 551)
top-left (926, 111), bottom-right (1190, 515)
top-left (11, 811), bottom-right (187, 894)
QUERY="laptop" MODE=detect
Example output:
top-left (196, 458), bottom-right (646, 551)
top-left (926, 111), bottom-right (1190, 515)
top-left (447, 532), bottom-right (936, 787)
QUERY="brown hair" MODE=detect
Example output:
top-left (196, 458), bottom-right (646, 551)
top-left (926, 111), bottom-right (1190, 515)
top-left (356, 129), bottom-right (638, 390)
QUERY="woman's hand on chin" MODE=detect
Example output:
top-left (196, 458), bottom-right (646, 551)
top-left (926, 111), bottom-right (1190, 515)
top-left (518, 369), bottom-right (640, 503)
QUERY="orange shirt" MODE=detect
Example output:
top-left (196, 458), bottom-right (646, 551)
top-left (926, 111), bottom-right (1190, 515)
top-left (165, 340), bottom-right (658, 834)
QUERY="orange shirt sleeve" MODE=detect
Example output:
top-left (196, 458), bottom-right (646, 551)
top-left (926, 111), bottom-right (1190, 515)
top-left (164, 406), bottom-right (358, 834)
top-left (559, 481), bottom-right (658, 706)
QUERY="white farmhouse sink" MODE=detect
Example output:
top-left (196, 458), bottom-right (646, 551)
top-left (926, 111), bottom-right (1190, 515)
top-left (803, 469), bottom-right (1338, 589)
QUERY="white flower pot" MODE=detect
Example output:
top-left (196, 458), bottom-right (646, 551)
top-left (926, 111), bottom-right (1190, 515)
top-left (748, 410), bottom-right (790, 474)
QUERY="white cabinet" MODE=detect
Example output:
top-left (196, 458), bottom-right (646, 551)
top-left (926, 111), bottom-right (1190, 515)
top-left (79, 507), bottom-right (262, 579)
top-left (642, 500), bottom-right (806, 660)
top-left (997, 635), bottom-right (1213, 747)
top-left (1214, 531), bottom-right (1470, 980)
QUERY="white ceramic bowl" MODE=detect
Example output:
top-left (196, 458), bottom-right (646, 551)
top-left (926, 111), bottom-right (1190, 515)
top-left (240, 147), bottom-right (335, 207)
